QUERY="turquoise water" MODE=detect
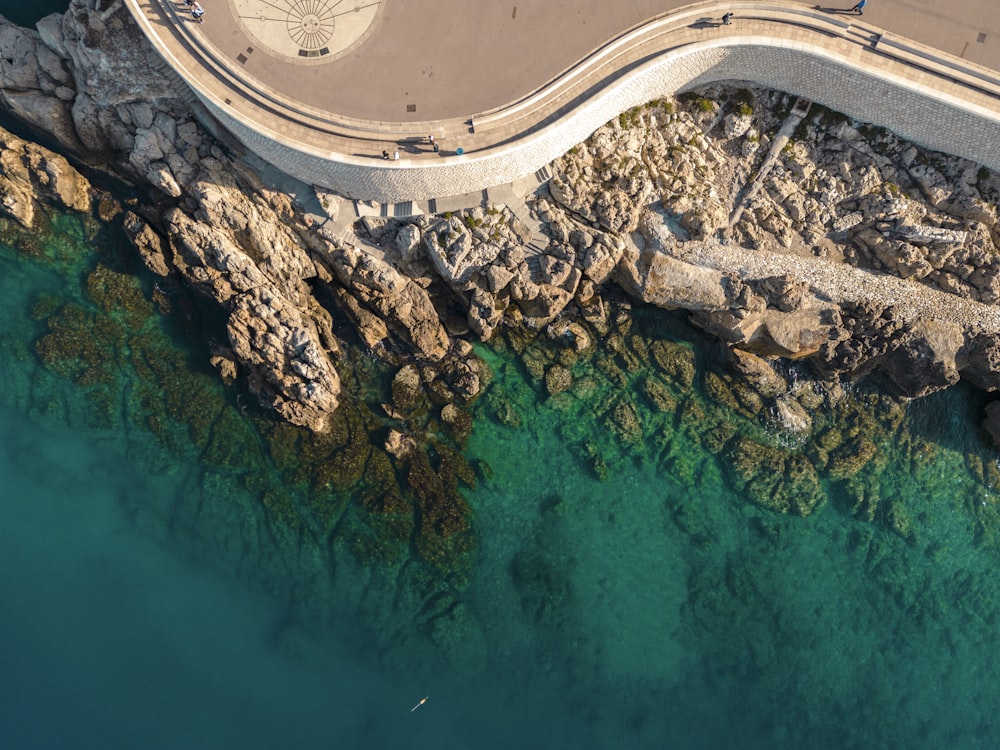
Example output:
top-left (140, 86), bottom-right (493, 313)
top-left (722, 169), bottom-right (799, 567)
top-left (4, 5), bottom-right (1000, 749)
top-left (4, 206), bottom-right (1000, 750)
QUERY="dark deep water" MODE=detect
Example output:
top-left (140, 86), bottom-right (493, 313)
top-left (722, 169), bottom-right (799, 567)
top-left (0, 0), bottom-right (69, 30)
top-left (4, 4), bottom-right (1000, 748)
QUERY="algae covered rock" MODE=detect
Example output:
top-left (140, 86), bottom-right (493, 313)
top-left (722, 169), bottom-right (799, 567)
top-left (391, 364), bottom-right (424, 413)
top-left (426, 601), bottom-right (489, 676)
top-left (826, 436), bottom-right (878, 479)
top-left (843, 472), bottom-right (881, 522)
top-left (727, 436), bottom-right (825, 516)
top-left (406, 451), bottom-right (476, 578)
top-left (440, 402), bottom-right (473, 444)
top-left (641, 376), bottom-right (678, 412)
top-left (605, 398), bottom-right (643, 444)
top-left (545, 364), bottom-right (573, 396)
top-left (704, 370), bottom-right (764, 419)
top-left (648, 339), bottom-right (697, 387)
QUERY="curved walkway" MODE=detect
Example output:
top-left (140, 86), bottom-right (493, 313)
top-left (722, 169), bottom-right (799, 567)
top-left (124, 0), bottom-right (1000, 200)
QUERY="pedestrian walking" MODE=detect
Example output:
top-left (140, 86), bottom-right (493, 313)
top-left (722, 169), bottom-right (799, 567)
top-left (721, 12), bottom-right (733, 24)
top-left (849, 0), bottom-right (866, 14)
top-left (433, 142), bottom-right (440, 154)
top-left (393, 151), bottom-right (399, 161)
top-left (382, 150), bottom-right (389, 160)
top-left (190, 1), bottom-right (205, 21)
top-left (427, 134), bottom-right (435, 146)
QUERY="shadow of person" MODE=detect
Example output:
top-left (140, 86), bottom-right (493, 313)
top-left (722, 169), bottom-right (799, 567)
top-left (690, 17), bottom-right (723, 28)
top-left (397, 136), bottom-right (428, 154)
top-left (814, 5), bottom-right (854, 13)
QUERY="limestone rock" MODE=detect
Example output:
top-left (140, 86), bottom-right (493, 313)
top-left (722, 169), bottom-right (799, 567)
top-left (145, 160), bottom-right (182, 198)
top-left (895, 224), bottom-right (966, 247)
top-left (123, 211), bottom-right (172, 277)
top-left (166, 208), bottom-right (270, 303)
top-left (883, 320), bottom-right (964, 398)
top-left (620, 247), bottom-right (730, 311)
top-left (328, 242), bottom-right (450, 360)
top-left (468, 287), bottom-right (503, 341)
top-left (228, 287), bottom-right (341, 432)
top-left (209, 349), bottom-right (238, 383)
top-left (962, 334), bottom-right (1000, 391)
top-left (579, 238), bottom-right (622, 284)
top-left (728, 348), bottom-right (788, 398)
top-left (753, 275), bottom-right (808, 313)
top-left (750, 308), bottom-right (833, 359)
top-left (771, 395), bottom-right (813, 434)
top-left (547, 320), bottom-right (591, 352)
top-left (385, 428), bottom-right (415, 460)
top-left (394, 223), bottom-right (422, 264)
top-left (423, 216), bottom-right (501, 289)
top-left (485, 263), bottom-right (515, 293)
top-left (723, 111), bottom-right (753, 139)
top-left (0, 125), bottom-right (91, 227)
top-left (332, 286), bottom-right (390, 350)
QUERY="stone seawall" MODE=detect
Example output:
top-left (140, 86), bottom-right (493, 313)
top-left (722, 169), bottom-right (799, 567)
top-left (196, 39), bottom-right (1000, 202)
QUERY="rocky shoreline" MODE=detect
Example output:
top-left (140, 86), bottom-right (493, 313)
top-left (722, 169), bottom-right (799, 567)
top-left (4, 0), bottom-right (1000, 446)
top-left (8, 0), bottom-right (1000, 674)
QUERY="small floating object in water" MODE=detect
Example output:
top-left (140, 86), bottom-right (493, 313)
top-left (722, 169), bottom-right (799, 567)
top-left (410, 696), bottom-right (429, 712)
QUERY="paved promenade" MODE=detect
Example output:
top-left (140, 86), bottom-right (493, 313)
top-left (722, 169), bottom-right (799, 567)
top-left (137, 0), bottom-right (999, 121)
top-left (125, 0), bottom-right (1000, 199)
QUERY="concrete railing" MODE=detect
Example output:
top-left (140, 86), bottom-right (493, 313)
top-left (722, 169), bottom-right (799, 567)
top-left (470, 3), bottom-right (852, 131)
top-left (125, 0), bottom-right (1000, 201)
top-left (874, 33), bottom-right (1000, 99)
top-left (126, 0), bottom-right (458, 141)
top-left (132, 0), bottom-right (877, 146)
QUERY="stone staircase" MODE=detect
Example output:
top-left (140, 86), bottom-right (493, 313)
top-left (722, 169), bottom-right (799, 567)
top-left (326, 165), bottom-right (557, 258)
top-left (727, 98), bottom-right (812, 232)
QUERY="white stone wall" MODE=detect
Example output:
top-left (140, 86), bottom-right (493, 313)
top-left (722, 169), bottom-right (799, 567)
top-left (197, 39), bottom-right (1000, 203)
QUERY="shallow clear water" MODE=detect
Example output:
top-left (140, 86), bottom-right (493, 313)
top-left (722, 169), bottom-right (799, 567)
top-left (5, 2), bottom-right (1000, 747)
top-left (4, 209), bottom-right (1000, 748)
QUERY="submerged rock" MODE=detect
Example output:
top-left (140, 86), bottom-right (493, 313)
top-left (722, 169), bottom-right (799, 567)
top-left (770, 395), bottom-right (812, 434)
top-left (727, 437), bottom-right (825, 516)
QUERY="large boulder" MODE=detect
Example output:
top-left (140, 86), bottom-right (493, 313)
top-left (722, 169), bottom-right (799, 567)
top-left (0, 125), bottom-right (91, 227)
top-left (883, 319), bottom-right (965, 398)
top-left (619, 245), bottom-right (730, 311)
top-left (982, 401), bottom-right (1000, 449)
top-left (962, 333), bottom-right (1000, 391)
top-left (228, 287), bottom-right (341, 432)
top-left (327, 242), bottom-right (451, 361)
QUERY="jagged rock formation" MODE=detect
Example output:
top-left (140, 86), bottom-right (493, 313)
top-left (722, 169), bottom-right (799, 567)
top-left (0, 0), bottom-right (475, 430)
top-left (0, 126), bottom-right (90, 226)
top-left (4, 1), bottom-right (1000, 440)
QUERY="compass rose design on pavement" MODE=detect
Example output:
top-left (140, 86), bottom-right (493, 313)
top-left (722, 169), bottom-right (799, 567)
top-left (232, 0), bottom-right (382, 62)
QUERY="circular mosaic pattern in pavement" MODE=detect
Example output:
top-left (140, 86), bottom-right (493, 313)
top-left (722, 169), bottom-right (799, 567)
top-left (231, 0), bottom-right (382, 62)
